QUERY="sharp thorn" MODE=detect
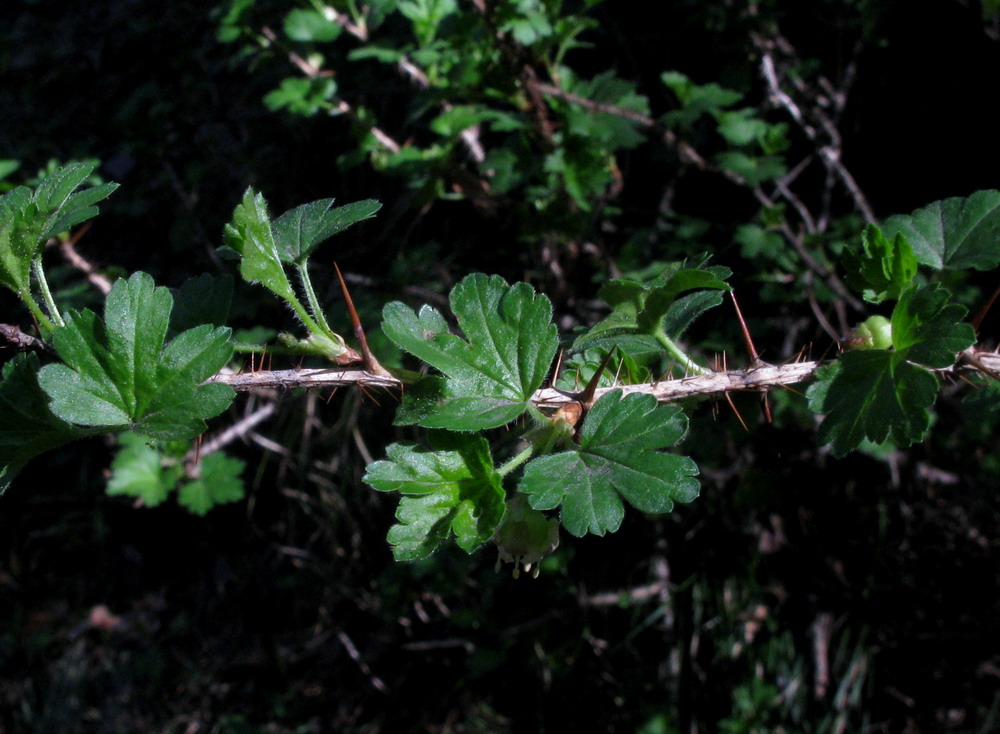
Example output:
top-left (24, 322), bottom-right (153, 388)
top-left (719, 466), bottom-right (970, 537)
top-left (724, 391), bottom-right (749, 431)
top-left (729, 290), bottom-right (760, 363)
top-left (578, 348), bottom-right (616, 409)
top-left (334, 262), bottom-right (393, 378)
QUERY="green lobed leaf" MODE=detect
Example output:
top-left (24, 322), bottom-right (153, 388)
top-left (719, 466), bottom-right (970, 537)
top-left (32, 161), bottom-right (119, 240)
top-left (807, 283), bottom-right (975, 456)
top-left (891, 283), bottom-right (976, 367)
top-left (806, 352), bottom-right (937, 457)
top-left (0, 162), bottom-right (117, 301)
top-left (0, 186), bottom-right (37, 295)
top-left (363, 432), bottom-right (506, 561)
top-left (106, 432), bottom-right (184, 507)
top-left (38, 272), bottom-right (235, 439)
top-left (0, 353), bottom-right (89, 493)
top-left (222, 188), bottom-right (297, 301)
top-left (382, 273), bottom-right (559, 430)
top-left (574, 260), bottom-right (730, 354)
top-left (271, 197), bottom-right (381, 264)
top-left (519, 390), bottom-right (699, 537)
top-left (177, 452), bottom-right (246, 515)
top-left (881, 189), bottom-right (1000, 271)
top-left (843, 224), bottom-right (918, 303)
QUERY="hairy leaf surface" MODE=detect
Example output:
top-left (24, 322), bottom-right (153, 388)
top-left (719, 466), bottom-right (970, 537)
top-left (574, 259), bottom-right (730, 355)
top-left (271, 198), bottom-right (381, 264)
top-left (222, 188), bottom-right (297, 301)
top-left (0, 162), bottom-right (117, 298)
top-left (364, 432), bottom-right (505, 560)
top-left (38, 272), bottom-right (235, 439)
top-left (383, 273), bottom-right (558, 429)
top-left (519, 390), bottom-right (699, 537)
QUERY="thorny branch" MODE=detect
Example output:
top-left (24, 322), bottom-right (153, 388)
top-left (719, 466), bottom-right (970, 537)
top-left (205, 348), bottom-right (1000, 409)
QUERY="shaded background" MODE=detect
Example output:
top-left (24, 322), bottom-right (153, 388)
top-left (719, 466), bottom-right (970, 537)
top-left (1, 1), bottom-right (999, 731)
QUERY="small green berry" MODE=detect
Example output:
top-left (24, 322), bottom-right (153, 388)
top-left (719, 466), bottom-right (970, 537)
top-left (843, 315), bottom-right (892, 351)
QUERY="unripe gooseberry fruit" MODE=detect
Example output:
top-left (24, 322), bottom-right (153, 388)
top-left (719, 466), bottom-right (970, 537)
top-left (493, 495), bottom-right (559, 579)
top-left (843, 315), bottom-right (893, 350)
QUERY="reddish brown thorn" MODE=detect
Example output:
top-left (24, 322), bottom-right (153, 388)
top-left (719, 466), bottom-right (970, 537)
top-left (193, 434), bottom-right (203, 465)
top-left (760, 391), bottom-right (773, 424)
top-left (778, 383), bottom-right (805, 398)
top-left (972, 282), bottom-right (1000, 334)
top-left (729, 291), bottom-right (760, 363)
top-left (957, 374), bottom-right (980, 388)
top-left (67, 221), bottom-right (92, 246)
top-left (324, 387), bottom-right (339, 404)
top-left (723, 391), bottom-right (749, 431)
top-left (334, 262), bottom-right (393, 378)
top-left (578, 348), bottom-right (616, 410)
top-left (356, 381), bottom-right (381, 406)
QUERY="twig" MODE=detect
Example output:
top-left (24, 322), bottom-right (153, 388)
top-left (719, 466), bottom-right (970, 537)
top-left (752, 186), bottom-right (864, 312)
top-left (56, 223), bottom-right (113, 295)
top-left (206, 349), bottom-right (1000, 408)
top-left (337, 631), bottom-right (388, 693)
top-left (0, 323), bottom-right (52, 354)
top-left (754, 33), bottom-right (876, 224)
top-left (185, 402), bottom-right (277, 462)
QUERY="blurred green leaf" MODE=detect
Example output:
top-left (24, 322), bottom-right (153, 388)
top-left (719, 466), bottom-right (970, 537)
top-left (178, 452), bottom-right (246, 515)
top-left (283, 8), bottom-right (341, 42)
top-left (715, 151), bottom-right (786, 185)
top-left (263, 77), bottom-right (337, 116)
top-left (106, 432), bottom-right (184, 507)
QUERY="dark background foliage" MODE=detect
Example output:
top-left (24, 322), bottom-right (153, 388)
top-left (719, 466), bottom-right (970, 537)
top-left (1, 0), bottom-right (999, 732)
